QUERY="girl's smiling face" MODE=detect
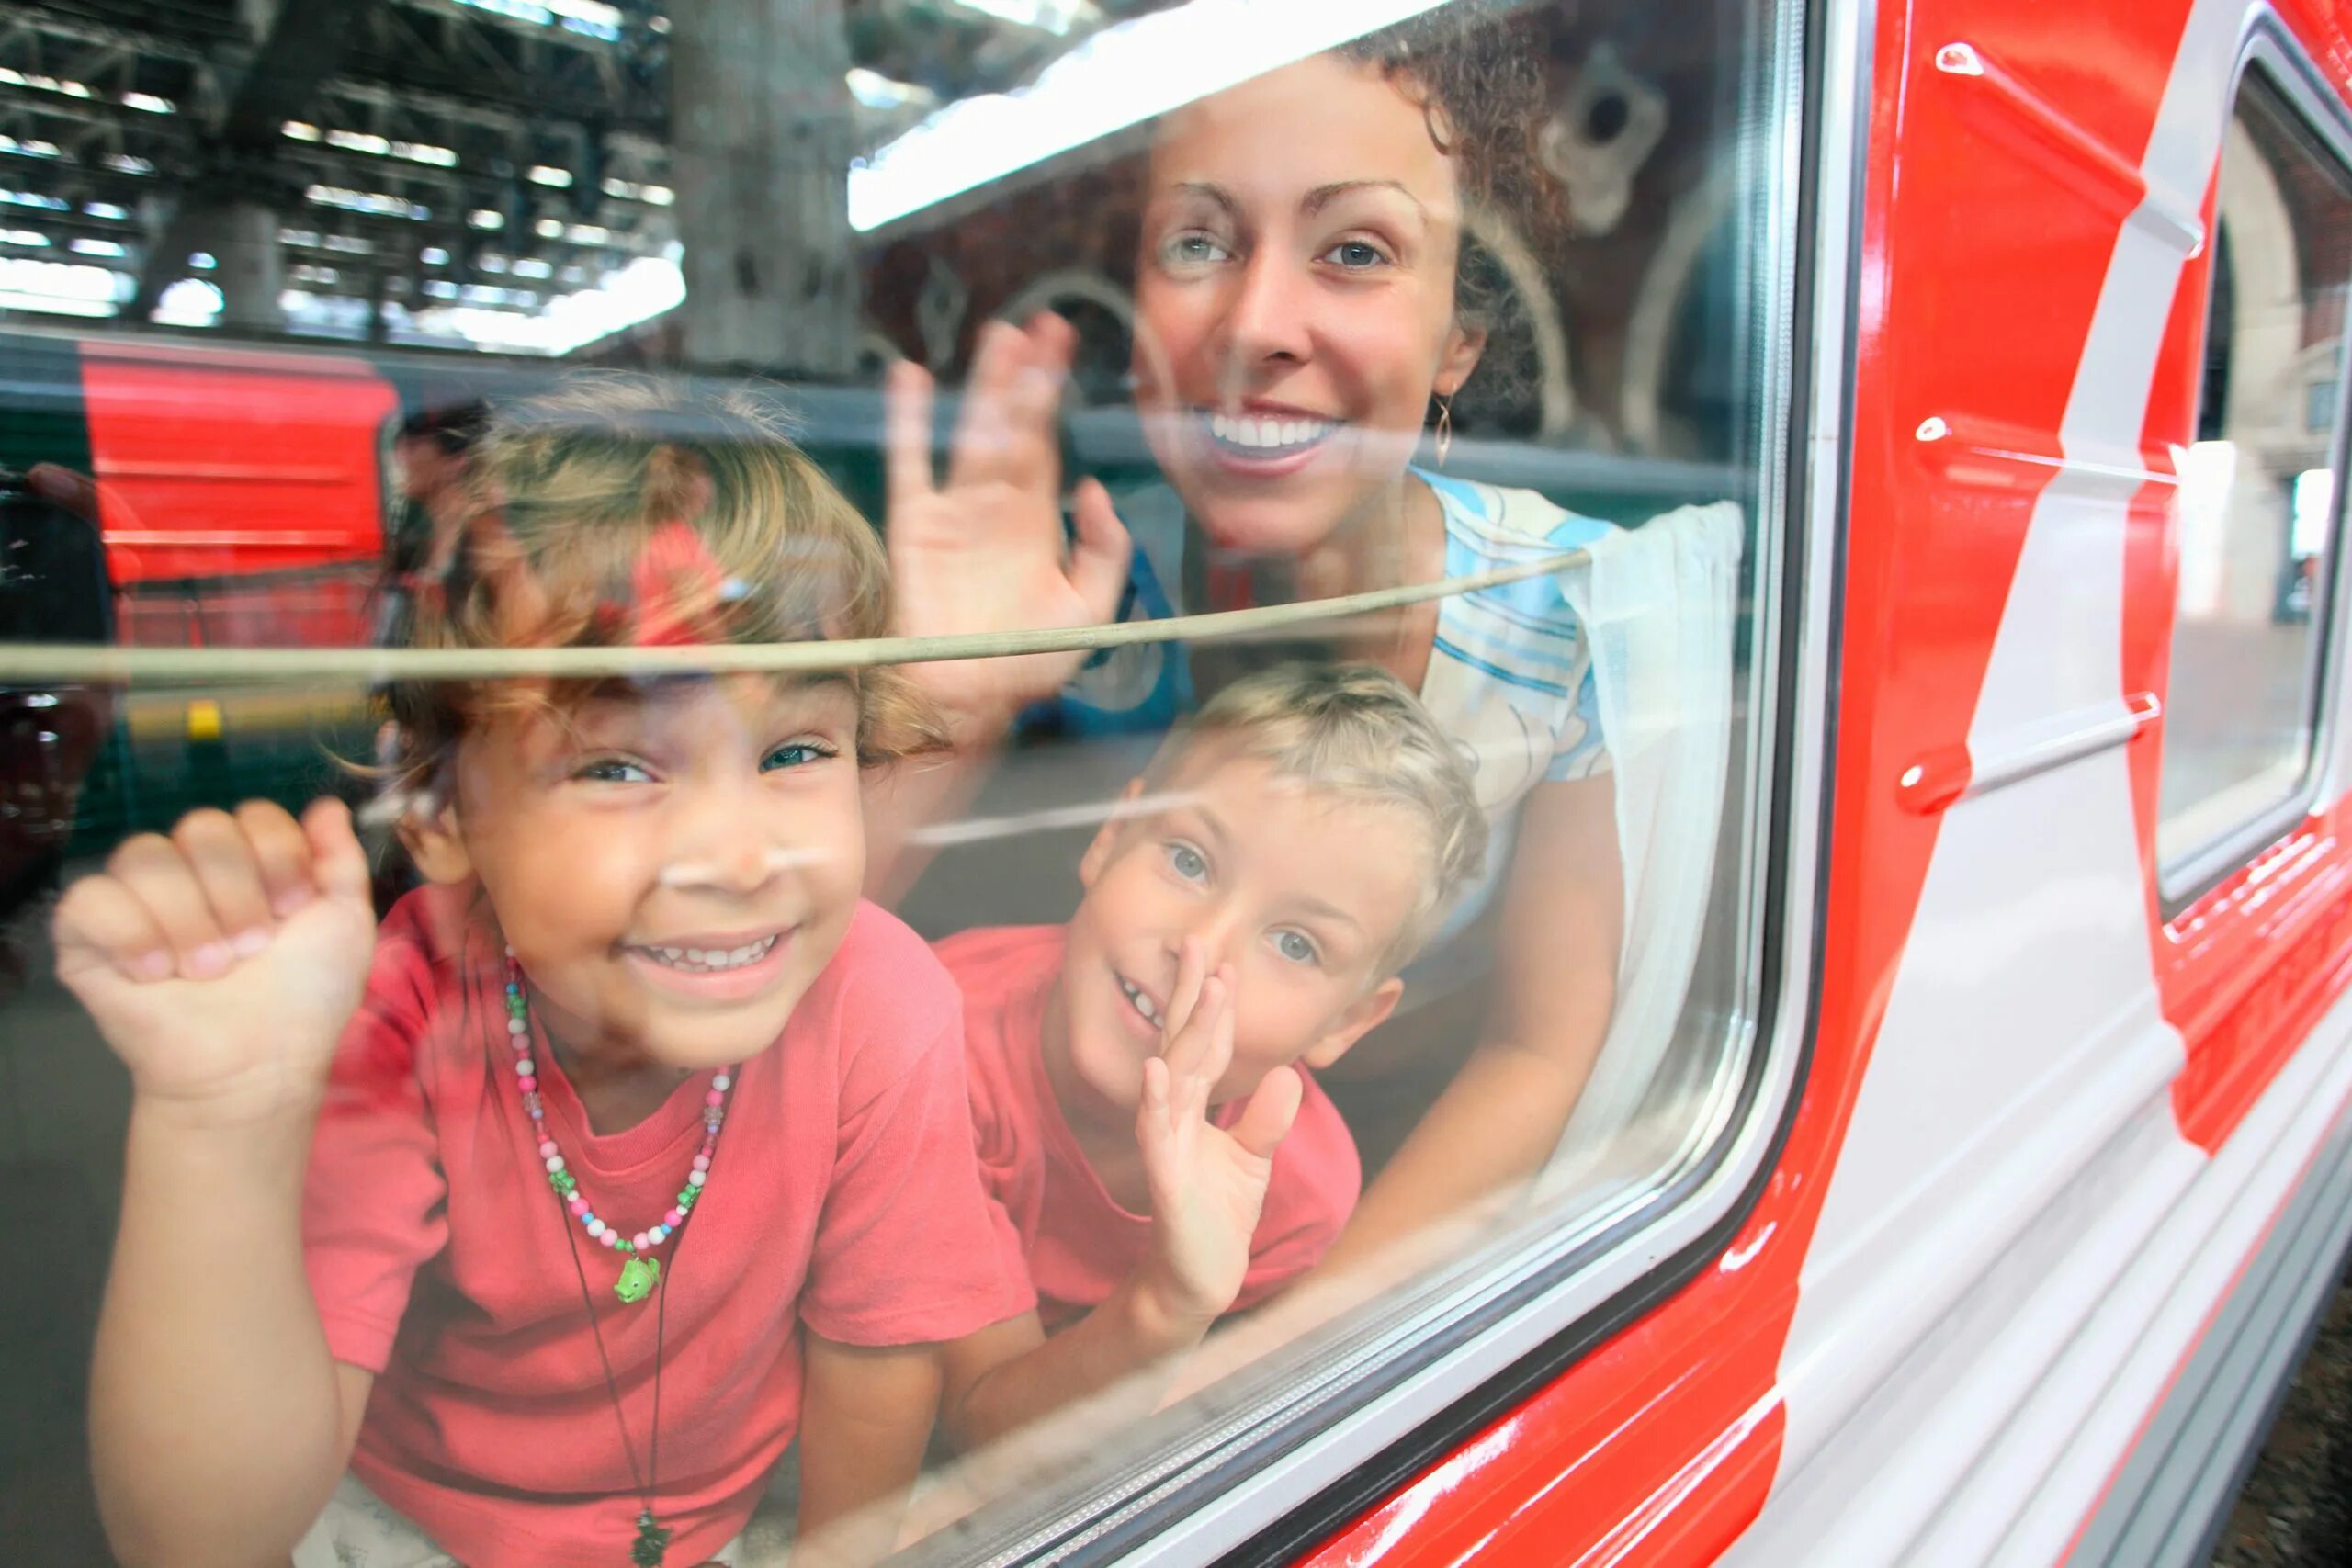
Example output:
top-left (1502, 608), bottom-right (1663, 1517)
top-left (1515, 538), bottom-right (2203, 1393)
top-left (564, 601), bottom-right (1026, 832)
top-left (1133, 52), bottom-right (1487, 559)
top-left (407, 672), bottom-right (865, 1071)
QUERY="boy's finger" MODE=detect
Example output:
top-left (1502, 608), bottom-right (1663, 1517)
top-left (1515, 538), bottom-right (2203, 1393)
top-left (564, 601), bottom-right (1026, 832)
top-left (52, 874), bottom-right (172, 982)
top-left (107, 833), bottom-right (231, 979)
top-left (1161, 938), bottom-right (1206, 1055)
top-left (1195, 969), bottom-right (1236, 1088)
top-left (1227, 1065), bottom-right (1303, 1160)
top-left (173, 808), bottom-right (273, 955)
top-left (302, 796), bottom-right (372, 905)
top-left (1068, 479), bottom-right (1135, 621)
top-left (236, 798), bottom-right (316, 919)
top-left (1136, 1056), bottom-right (1174, 1156)
top-left (883, 361), bottom-right (938, 513)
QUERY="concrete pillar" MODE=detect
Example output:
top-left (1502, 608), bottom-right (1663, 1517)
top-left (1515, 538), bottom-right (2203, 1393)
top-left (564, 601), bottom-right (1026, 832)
top-left (669, 0), bottom-right (862, 377)
top-left (197, 201), bottom-right (285, 333)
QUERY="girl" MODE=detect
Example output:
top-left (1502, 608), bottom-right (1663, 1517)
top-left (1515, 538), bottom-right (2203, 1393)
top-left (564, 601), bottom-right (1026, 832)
top-left (881, 11), bottom-right (1625, 1276)
top-left (57, 379), bottom-right (1035, 1568)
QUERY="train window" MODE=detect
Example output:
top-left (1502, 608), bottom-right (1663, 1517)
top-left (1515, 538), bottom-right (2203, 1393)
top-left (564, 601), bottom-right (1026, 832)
top-left (2162, 70), bottom-right (2352, 878)
top-left (0, 0), bottom-right (1804, 1562)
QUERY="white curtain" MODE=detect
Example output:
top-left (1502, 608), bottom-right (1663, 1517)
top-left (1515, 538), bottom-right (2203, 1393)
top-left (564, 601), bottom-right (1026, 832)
top-left (1546, 500), bottom-right (1745, 1186)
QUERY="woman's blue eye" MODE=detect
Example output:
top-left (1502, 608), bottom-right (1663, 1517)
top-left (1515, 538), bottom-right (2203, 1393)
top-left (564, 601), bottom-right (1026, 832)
top-left (1323, 239), bottom-right (1388, 270)
top-left (762, 740), bottom-right (835, 772)
top-left (577, 758), bottom-right (653, 784)
top-left (1160, 231), bottom-right (1231, 267)
top-left (1273, 930), bottom-right (1319, 964)
top-left (1166, 842), bottom-right (1208, 882)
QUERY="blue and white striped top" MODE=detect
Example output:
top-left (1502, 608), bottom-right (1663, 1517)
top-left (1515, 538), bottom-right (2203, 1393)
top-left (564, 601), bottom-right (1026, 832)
top-left (1050, 471), bottom-right (1615, 931)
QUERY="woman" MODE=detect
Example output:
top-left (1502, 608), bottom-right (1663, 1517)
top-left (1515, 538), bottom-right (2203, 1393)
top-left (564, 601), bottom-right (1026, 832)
top-left (878, 12), bottom-right (1623, 1278)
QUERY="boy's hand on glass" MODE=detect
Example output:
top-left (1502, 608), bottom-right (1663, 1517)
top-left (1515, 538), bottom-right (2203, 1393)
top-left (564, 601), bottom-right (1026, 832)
top-left (884, 311), bottom-right (1132, 734)
top-left (1135, 941), bottom-right (1303, 1330)
top-left (53, 796), bottom-right (377, 1124)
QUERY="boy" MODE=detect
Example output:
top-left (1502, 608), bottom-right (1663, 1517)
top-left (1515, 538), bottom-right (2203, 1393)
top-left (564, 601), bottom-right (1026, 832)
top-left (935, 663), bottom-right (1487, 1447)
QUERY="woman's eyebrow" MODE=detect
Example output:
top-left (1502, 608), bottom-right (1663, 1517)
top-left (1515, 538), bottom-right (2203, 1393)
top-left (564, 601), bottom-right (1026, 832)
top-left (1302, 179), bottom-right (1428, 225)
top-left (1170, 180), bottom-right (1242, 219)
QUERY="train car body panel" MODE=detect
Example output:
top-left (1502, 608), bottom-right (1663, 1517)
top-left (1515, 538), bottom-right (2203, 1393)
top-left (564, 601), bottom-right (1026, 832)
top-left (77, 338), bottom-right (393, 586)
top-left (1300, 0), bottom-right (2352, 1563)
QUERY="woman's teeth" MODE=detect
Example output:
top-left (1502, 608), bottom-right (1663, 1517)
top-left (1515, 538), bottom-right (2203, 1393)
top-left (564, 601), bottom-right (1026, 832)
top-left (639, 935), bottom-right (779, 974)
top-left (1119, 976), bottom-right (1163, 1026)
top-left (1208, 412), bottom-right (1335, 453)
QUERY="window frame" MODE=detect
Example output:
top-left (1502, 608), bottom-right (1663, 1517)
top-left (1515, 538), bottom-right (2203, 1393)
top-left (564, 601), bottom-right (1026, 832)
top-left (887, 0), bottom-right (1859, 1558)
top-left (2159, 26), bottom-right (2352, 909)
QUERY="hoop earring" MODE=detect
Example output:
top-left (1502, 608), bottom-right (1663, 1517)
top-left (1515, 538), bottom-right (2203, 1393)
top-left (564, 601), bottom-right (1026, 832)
top-left (1434, 396), bottom-right (1454, 468)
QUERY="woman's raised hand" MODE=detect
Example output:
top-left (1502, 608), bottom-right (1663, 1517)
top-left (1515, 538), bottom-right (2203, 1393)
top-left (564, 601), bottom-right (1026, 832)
top-left (885, 312), bottom-right (1132, 737)
top-left (54, 797), bottom-right (377, 1125)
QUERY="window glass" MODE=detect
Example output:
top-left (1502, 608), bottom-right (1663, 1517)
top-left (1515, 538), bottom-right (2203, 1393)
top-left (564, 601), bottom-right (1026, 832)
top-left (0, 1), bottom-right (1797, 1562)
top-left (2163, 72), bottom-right (2352, 873)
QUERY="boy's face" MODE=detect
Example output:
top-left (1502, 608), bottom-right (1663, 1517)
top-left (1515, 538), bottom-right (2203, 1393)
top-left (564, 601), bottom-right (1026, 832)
top-left (406, 672), bottom-right (865, 1070)
top-left (1057, 749), bottom-right (1423, 1114)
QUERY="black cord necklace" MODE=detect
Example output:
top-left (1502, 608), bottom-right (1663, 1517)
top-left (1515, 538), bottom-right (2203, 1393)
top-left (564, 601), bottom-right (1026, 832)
top-left (560, 1205), bottom-right (675, 1566)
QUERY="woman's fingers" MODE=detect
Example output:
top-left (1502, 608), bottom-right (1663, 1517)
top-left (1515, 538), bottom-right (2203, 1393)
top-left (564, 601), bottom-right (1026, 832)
top-left (1069, 479), bottom-right (1135, 620)
top-left (996, 315), bottom-right (1075, 486)
top-left (883, 360), bottom-right (939, 513)
top-left (1024, 310), bottom-right (1077, 370)
top-left (946, 321), bottom-right (1026, 490)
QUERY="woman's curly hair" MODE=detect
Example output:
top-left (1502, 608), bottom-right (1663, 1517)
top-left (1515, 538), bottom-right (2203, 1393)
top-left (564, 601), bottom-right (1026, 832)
top-left (1337, 4), bottom-right (1560, 339)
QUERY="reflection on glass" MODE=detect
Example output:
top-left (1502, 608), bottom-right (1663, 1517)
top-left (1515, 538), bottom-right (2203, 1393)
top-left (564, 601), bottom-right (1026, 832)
top-left (0, 0), bottom-right (1788, 1562)
top-left (2160, 73), bottom-right (2352, 871)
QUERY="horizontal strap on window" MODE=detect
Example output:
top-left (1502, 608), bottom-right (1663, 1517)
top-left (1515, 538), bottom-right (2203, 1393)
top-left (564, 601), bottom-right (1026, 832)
top-left (0, 547), bottom-right (1588, 686)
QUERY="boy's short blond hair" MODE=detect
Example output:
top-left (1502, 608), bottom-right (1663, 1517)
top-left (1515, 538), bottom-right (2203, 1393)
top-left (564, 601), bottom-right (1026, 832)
top-left (1144, 662), bottom-right (1488, 974)
top-left (383, 374), bottom-right (941, 797)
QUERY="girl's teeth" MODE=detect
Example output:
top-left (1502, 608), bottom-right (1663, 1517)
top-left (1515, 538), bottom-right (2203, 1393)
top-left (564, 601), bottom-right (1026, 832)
top-left (642, 936), bottom-right (777, 974)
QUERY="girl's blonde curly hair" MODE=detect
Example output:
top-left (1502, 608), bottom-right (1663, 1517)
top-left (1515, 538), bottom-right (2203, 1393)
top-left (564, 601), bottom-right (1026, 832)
top-left (382, 374), bottom-right (943, 802)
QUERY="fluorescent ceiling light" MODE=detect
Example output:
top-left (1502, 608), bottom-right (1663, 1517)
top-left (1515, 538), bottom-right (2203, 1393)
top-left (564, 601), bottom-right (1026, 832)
top-left (0, 254), bottom-right (122, 315)
top-left (949, 0), bottom-right (1095, 34)
top-left (416, 254), bottom-right (684, 354)
top-left (847, 0), bottom-right (1450, 231)
top-left (846, 67), bottom-right (936, 111)
top-left (153, 276), bottom-right (221, 324)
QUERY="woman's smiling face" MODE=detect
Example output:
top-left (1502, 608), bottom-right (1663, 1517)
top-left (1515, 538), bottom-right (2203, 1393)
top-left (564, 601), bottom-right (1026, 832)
top-left (1133, 52), bottom-right (1487, 559)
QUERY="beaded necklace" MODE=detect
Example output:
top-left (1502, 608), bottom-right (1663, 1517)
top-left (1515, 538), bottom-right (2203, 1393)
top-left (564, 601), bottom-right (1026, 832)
top-left (506, 948), bottom-right (738, 1567)
top-left (504, 948), bottom-right (736, 1303)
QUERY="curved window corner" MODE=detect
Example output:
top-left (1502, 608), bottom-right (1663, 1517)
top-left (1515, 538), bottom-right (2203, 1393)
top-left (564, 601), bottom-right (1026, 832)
top-left (2160, 55), bottom-right (2352, 898)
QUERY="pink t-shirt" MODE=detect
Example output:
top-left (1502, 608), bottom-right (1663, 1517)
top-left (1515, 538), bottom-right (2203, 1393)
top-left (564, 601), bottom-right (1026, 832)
top-left (934, 925), bottom-right (1361, 1328)
top-left (302, 886), bottom-right (1035, 1567)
